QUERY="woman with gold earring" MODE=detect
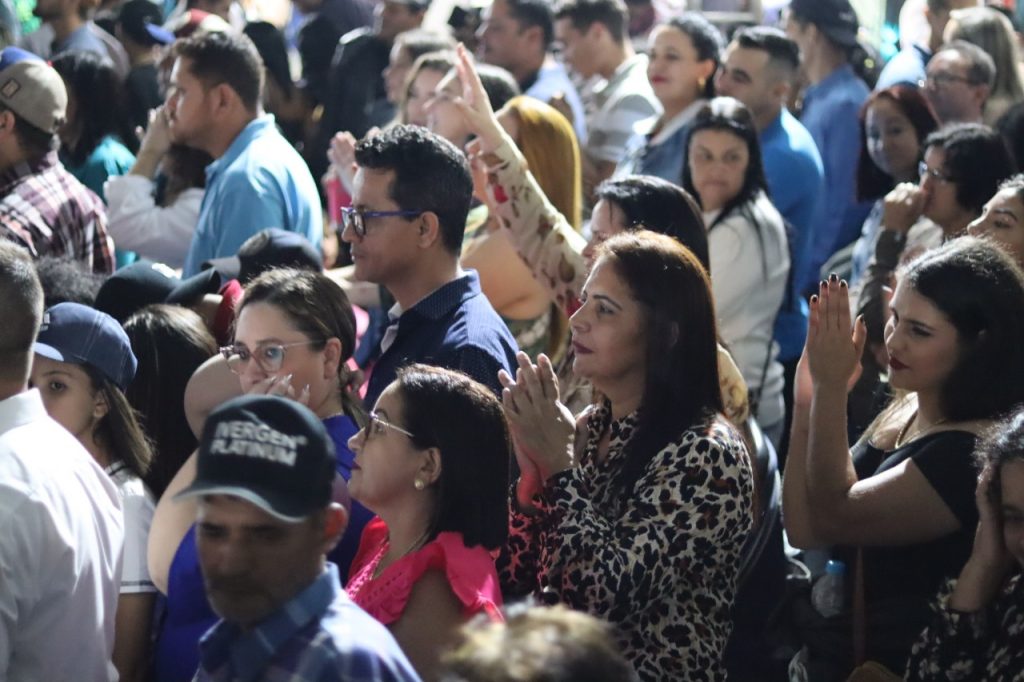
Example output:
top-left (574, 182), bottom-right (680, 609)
top-left (345, 365), bottom-right (510, 682)
top-left (615, 13), bottom-right (725, 183)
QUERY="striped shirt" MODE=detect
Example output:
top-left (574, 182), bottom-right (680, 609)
top-left (0, 151), bottom-right (113, 274)
top-left (584, 54), bottom-right (660, 165)
top-left (195, 564), bottom-right (421, 682)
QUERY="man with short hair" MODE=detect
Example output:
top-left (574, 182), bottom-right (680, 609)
top-left (342, 125), bottom-right (518, 407)
top-left (477, 0), bottom-right (586, 142)
top-left (177, 394), bottom-right (420, 681)
top-left (28, 0), bottom-right (130, 75)
top-left (554, 0), bottom-right (659, 199)
top-left (786, 0), bottom-right (872, 292)
top-left (876, 0), bottom-right (980, 90)
top-left (0, 47), bottom-right (114, 273)
top-left (167, 31), bottom-right (323, 276)
top-left (922, 39), bottom-right (994, 125)
top-left (715, 26), bottom-right (825, 428)
top-left (308, 0), bottom-right (428, 181)
top-left (0, 240), bottom-right (124, 681)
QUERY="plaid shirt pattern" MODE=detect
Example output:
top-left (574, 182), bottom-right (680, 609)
top-left (0, 151), bottom-right (114, 274)
top-left (195, 564), bottom-right (420, 682)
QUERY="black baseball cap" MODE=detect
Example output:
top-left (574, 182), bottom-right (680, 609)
top-left (165, 228), bottom-right (321, 305)
top-left (788, 0), bottom-right (860, 49)
top-left (117, 0), bottom-right (175, 46)
top-left (95, 259), bottom-right (180, 323)
top-left (176, 395), bottom-right (336, 522)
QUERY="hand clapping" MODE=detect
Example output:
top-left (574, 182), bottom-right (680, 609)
top-left (805, 275), bottom-right (867, 392)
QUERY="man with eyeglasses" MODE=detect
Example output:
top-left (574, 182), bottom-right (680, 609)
top-left (921, 40), bottom-right (994, 125)
top-left (876, 0), bottom-right (980, 91)
top-left (341, 125), bottom-right (519, 407)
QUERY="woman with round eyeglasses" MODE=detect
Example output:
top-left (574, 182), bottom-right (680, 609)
top-left (148, 268), bottom-right (369, 682)
top-left (344, 364), bottom-right (509, 680)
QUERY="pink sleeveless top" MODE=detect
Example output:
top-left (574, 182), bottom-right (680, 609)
top-left (347, 518), bottom-right (504, 625)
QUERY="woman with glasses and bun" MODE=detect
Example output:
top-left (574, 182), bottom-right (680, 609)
top-left (149, 268), bottom-right (368, 682)
top-left (345, 364), bottom-right (509, 681)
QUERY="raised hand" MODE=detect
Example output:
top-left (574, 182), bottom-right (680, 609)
top-left (451, 43), bottom-right (507, 154)
top-left (806, 275), bottom-right (866, 391)
top-left (140, 105), bottom-right (173, 158)
top-left (244, 373), bottom-right (311, 407)
top-left (498, 352), bottom-right (576, 485)
top-left (970, 464), bottom-right (1014, 574)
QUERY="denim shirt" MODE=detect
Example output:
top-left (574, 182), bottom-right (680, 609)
top-left (614, 99), bottom-right (704, 184)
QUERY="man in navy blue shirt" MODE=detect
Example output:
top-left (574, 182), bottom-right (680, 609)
top-left (342, 125), bottom-right (519, 407)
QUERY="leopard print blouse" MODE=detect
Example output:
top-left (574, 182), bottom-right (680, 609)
top-left (501, 403), bottom-right (754, 681)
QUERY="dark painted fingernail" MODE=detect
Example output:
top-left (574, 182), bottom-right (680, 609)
top-left (810, 294), bottom-right (818, 303)
top-left (840, 280), bottom-right (848, 289)
top-left (830, 273), bottom-right (838, 282)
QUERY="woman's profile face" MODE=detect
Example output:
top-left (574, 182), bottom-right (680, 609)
top-left (582, 199), bottom-right (629, 266)
top-left (865, 97), bottom-right (921, 182)
top-left (233, 301), bottom-right (337, 418)
top-left (30, 355), bottom-right (102, 445)
top-left (569, 257), bottom-right (648, 393)
top-left (967, 187), bottom-right (1024, 267)
top-left (384, 44), bottom-right (414, 105)
top-left (688, 128), bottom-right (749, 214)
top-left (999, 459), bottom-right (1024, 568)
top-left (919, 145), bottom-right (973, 234)
top-left (346, 383), bottom-right (426, 512)
top-left (883, 282), bottom-right (961, 397)
top-left (425, 70), bottom-right (471, 146)
top-left (405, 68), bottom-right (445, 128)
top-left (646, 25), bottom-right (710, 106)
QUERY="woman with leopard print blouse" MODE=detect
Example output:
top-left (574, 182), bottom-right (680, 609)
top-left (497, 230), bottom-right (755, 681)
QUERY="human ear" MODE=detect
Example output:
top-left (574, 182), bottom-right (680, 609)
top-left (416, 212), bottom-right (443, 249)
top-left (418, 447), bottom-right (442, 486)
top-left (321, 503), bottom-right (350, 552)
top-left (322, 337), bottom-right (343, 380)
top-left (92, 388), bottom-right (110, 421)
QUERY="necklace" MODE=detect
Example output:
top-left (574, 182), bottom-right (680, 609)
top-left (372, 529), bottom-right (430, 580)
top-left (894, 409), bottom-right (949, 449)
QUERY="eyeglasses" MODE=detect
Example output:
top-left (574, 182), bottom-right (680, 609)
top-left (918, 161), bottom-right (957, 184)
top-left (920, 72), bottom-right (973, 89)
top-left (340, 207), bottom-right (423, 238)
top-left (219, 341), bottom-right (318, 375)
top-left (364, 411), bottom-right (416, 440)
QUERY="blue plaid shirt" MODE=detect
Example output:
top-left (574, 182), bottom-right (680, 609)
top-left (194, 564), bottom-right (420, 682)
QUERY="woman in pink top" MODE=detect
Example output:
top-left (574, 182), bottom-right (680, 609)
top-left (346, 364), bottom-right (509, 681)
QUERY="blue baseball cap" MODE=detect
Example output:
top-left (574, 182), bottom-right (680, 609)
top-left (34, 302), bottom-right (138, 392)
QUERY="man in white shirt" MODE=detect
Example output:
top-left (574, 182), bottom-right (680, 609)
top-left (0, 241), bottom-right (124, 682)
top-left (553, 0), bottom-right (659, 200)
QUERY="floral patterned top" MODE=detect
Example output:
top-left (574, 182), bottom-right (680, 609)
top-left (500, 403), bottom-right (754, 681)
top-left (482, 136), bottom-right (750, 424)
top-left (905, 572), bottom-right (1024, 681)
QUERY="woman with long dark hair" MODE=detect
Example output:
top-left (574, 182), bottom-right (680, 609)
top-left (500, 230), bottom-right (753, 681)
top-left (51, 50), bottom-right (137, 201)
top-left (30, 302), bottom-right (155, 682)
top-left (784, 237), bottom-right (1024, 677)
top-left (681, 96), bottom-right (790, 441)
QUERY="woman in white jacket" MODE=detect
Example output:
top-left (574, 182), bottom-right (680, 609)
top-left (682, 97), bottom-right (790, 443)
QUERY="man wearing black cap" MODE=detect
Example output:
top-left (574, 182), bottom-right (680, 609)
top-left (178, 395), bottom-right (420, 681)
top-left (786, 0), bottom-right (872, 294)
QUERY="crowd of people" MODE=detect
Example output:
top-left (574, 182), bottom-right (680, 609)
top-left (3, 0), bottom-right (1024, 680)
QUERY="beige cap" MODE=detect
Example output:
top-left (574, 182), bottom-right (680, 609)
top-left (0, 48), bottom-right (68, 135)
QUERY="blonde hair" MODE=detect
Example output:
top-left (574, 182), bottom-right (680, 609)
top-left (501, 95), bottom-right (583, 231)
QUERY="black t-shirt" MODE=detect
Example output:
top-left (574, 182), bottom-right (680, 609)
top-left (126, 63), bottom-right (162, 131)
top-left (830, 430), bottom-right (979, 669)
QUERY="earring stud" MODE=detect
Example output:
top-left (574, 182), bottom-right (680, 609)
top-left (414, 479), bottom-right (425, 491)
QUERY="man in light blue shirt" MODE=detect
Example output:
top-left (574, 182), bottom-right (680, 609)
top-left (716, 27), bottom-right (824, 372)
top-left (477, 0), bottom-right (586, 142)
top-left (167, 31), bottom-right (322, 276)
top-left (787, 0), bottom-right (872, 293)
